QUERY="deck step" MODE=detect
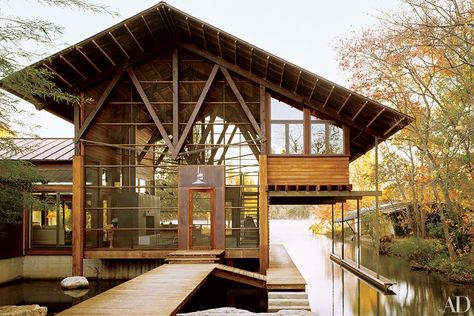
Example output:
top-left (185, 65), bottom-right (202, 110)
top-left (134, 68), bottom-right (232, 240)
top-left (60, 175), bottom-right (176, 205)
top-left (166, 250), bottom-right (224, 264)
top-left (267, 291), bottom-right (311, 312)
top-left (268, 292), bottom-right (308, 300)
top-left (166, 257), bottom-right (221, 264)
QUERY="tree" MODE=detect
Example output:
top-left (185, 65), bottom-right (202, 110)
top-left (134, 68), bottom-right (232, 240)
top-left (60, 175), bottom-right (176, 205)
top-left (337, 0), bottom-right (473, 260)
top-left (0, 0), bottom-right (112, 228)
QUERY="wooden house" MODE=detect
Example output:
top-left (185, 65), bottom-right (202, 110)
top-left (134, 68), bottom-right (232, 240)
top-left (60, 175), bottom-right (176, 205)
top-left (1, 2), bottom-right (411, 277)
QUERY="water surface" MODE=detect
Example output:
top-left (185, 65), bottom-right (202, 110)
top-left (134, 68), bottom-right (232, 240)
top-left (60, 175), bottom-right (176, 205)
top-left (270, 219), bottom-right (473, 316)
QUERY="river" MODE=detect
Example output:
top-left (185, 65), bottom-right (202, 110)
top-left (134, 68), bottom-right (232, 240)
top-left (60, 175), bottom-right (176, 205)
top-left (270, 219), bottom-right (473, 316)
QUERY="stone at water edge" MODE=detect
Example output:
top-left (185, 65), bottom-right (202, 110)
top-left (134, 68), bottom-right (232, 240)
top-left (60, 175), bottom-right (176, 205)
top-left (0, 305), bottom-right (47, 316)
top-left (60, 276), bottom-right (89, 290)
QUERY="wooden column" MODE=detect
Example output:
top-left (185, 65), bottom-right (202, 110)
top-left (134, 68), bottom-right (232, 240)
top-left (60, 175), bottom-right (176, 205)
top-left (344, 126), bottom-right (350, 156)
top-left (265, 92), bottom-right (271, 155)
top-left (304, 108), bottom-right (311, 154)
top-left (259, 85), bottom-right (266, 155)
top-left (172, 47), bottom-right (179, 147)
top-left (72, 155), bottom-right (85, 276)
top-left (375, 137), bottom-right (380, 278)
top-left (259, 155), bottom-right (269, 274)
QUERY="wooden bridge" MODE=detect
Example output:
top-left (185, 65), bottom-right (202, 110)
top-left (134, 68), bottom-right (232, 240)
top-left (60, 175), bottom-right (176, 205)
top-left (58, 245), bottom-right (308, 315)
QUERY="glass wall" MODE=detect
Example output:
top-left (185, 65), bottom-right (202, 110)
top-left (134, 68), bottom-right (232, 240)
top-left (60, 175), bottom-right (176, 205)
top-left (270, 98), bottom-right (345, 155)
top-left (30, 192), bottom-right (72, 247)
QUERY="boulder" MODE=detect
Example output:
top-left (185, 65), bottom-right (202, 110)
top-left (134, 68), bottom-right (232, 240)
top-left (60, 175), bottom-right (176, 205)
top-left (60, 276), bottom-right (89, 290)
top-left (177, 307), bottom-right (316, 315)
top-left (0, 305), bottom-right (47, 316)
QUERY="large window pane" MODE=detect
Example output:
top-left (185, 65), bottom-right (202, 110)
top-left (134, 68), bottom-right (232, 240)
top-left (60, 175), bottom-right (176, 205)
top-left (288, 124), bottom-right (304, 154)
top-left (271, 123), bottom-right (286, 154)
top-left (328, 124), bottom-right (344, 154)
top-left (311, 123), bottom-right (326, 154)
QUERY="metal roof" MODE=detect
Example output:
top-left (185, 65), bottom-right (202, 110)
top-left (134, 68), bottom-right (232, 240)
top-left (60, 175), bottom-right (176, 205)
top-left (334, 202), bottom-right (410, 223)
top-left (0, 138), bottom-right (74, 161)
top-left (0, 2), bottom-right (412, 161)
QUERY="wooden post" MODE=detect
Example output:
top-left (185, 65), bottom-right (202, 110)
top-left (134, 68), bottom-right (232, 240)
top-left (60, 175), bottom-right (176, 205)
top-left (304, 108), bottom-right (311, 154)
top-left (331, 204), bottom-right (334, 254)
top-left (172, 47), bottom-right (179, 147)
top-left (357, 199), bottom-right (361, 268)
top-left (259, 155), bottom-right (269, 274)
top-left (265, 92), bottom-right (271, 155)
top-left (72, 155), bottom-right (85, 276)
top-left (259, 85), bottom-right (266, 155)
top-left (375, 136), bottom-right (380, 278)
top-left (344, 126), bottom-right (350, 156)
top-left (341, 202), bottom-right (344, 259)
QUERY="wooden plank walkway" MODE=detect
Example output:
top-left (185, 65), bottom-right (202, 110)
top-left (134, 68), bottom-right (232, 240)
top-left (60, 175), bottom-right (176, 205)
top-left (213, 264), bottom-right (266, 289)
top-left (57, 264), bottom-right (217, 316)
top-left (267, 244), bottom-right (306, 290)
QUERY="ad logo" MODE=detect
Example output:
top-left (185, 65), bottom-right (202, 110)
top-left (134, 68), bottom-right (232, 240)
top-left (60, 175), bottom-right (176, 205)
top-left (442, 296), bottom-right (471, 314)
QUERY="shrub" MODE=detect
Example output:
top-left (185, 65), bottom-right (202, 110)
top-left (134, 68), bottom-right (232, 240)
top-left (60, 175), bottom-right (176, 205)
top-left (391, 238), bottom-right (447, 265)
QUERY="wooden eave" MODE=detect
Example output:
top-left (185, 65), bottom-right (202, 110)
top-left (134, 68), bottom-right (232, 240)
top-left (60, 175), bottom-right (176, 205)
top-left (0, 1), bottom-right (412, 161)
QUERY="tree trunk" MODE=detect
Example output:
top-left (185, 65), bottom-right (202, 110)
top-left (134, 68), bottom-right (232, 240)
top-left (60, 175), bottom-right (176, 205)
top-left (430, 182), bottom-right (456, 260)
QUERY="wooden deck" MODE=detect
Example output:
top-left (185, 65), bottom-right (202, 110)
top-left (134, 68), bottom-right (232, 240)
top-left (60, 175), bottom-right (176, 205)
top-left (267, 244), bottom-right (306, 290)
top-left (57, 264), bottom-right (216, 316)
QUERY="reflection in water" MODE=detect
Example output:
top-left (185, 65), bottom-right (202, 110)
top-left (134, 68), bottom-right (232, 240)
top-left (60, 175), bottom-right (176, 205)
top-left (270, 220), bottom-right (474, 316)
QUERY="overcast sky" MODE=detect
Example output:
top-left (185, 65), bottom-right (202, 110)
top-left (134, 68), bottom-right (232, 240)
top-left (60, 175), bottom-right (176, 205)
top-left (8, 0), bottom-right (400, 137)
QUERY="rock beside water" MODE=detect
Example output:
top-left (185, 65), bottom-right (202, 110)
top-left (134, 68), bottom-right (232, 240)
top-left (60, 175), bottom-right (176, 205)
top-left (0, 305), bottom-right (47, 316)
top-left (178, 307), bottom-right (316, 315)
top-left (60, 276), bottom-right (89, 290)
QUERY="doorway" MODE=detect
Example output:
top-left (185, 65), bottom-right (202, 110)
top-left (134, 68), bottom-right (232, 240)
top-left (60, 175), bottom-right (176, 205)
top-left (188, 188), bottom-right (215, 250)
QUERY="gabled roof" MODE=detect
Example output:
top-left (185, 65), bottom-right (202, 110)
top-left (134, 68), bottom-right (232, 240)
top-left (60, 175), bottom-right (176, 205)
top-left (0, 2), bottom-right (412, 161)
top-left (0, 138), bottom-right (74, 161)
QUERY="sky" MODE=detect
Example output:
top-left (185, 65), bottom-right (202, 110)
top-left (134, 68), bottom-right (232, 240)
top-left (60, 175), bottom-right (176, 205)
top-left (7, 0), bottom-right (400, 137)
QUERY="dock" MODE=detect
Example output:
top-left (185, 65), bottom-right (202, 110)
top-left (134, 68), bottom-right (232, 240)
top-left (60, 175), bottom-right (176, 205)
top-left (58, 245), bottom-right (310, 315)
top-left (267, 244), bottom-right (306, 290)
top-left (57, 264), bottom-right (216, 316)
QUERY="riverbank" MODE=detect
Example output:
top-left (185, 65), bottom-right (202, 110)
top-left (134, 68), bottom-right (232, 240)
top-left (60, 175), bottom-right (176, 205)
top-left (382, 237), bottom-right (474, 284)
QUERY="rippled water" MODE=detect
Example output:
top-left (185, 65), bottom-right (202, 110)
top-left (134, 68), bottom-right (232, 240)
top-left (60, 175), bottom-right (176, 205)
top-left (270, 219), bottom-right (474, 316)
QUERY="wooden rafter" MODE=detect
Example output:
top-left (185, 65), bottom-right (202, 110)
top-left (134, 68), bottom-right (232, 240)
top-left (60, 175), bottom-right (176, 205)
top-left (42, 63), bottom-right (72, 87)
top-left (249, 47), bottom-right (254, 72)
top-left (127, 67), bottom-right (175, 153)
top-left (141, 15), bottom-right (159, 45)
top-left (59, 55), bottom-right (87, 80)
top-left (383, 117), bottom-right (406, 136)
top-left (217, 32), bottom-right (223, 57)
top-left (190, 112), bottom-right (217, 164)
top-left (185, 17), bottom-right (193, 44)
top-left (322, 86), bottom-right (335, 108)
top-left (109, 32), bottom-right (130, 59)
top-left (172, 64), bottom-right (219, 159)
top-left (76, 47), bottom-right (101, 72)
top-left (207, 124), bottom-right (229, 164)
top-left (279, 63), bottom-right (286, 87)
top-left (217, 126), bottom-right (237, 165)
top-left (201, 24), bottom-right (207, 51)
top-left (309, 78), bottom-right (319, 101)
top-left (75, 70), bottom-right (123, 141)
top-left (137, 131), bottom-right (162, 163)
top-left (124, 24), bottom-right (144, 52)
top-left (234, 40), bottom-right (238, 65)
top-left (157, 7), bottom-right (173, 37)
top-left (155, 146), bottom-right (169, 165)
top-left (366, 108), bottom-right (385, 128)
top-left (220, 66), bottom-right (262, 138)
top-left (264, 56), bottom-right (270, 79)
top-left (294, 71), bottom-right (302, 94)
top-left (352, 101), bottom-right (368, 121)
top-left (172, 48), bottom-right (179, 147)
top-left (337, 93), bottom-right (351, 114)
top-left (179, 43), bottom-right (386, 138)
top-left (92, 39), bottom-right (116, 66)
